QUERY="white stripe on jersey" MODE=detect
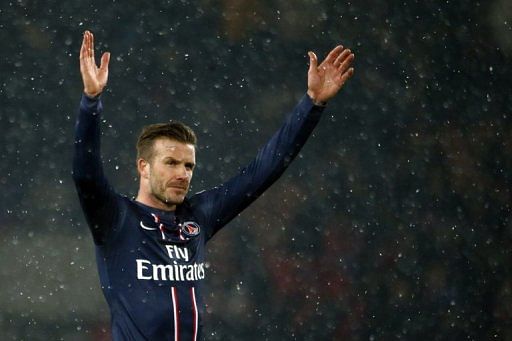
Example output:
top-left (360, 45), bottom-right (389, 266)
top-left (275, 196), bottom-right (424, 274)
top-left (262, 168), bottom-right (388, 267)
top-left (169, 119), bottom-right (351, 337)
top-left (191, 287), bottom-right (198, 341)
top-left (171, 287), bottom-right (179, 341)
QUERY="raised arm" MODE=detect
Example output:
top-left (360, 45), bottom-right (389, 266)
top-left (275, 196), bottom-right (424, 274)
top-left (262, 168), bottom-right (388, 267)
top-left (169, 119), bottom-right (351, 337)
top-left (193, 45), bottom-right (355, 240)
top-left (73, 31), bottom-right (117, 245)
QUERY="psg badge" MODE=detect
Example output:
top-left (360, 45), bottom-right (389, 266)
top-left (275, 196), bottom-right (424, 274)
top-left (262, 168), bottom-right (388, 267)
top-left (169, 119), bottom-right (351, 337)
top-left (181, 221), bottom-right (201, 237)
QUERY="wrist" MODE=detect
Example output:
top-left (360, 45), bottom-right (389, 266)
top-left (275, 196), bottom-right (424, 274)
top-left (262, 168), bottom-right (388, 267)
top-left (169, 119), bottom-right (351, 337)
top-left (84, 89), bottom-right (102, 99)
top-left (307, 90), bottom-right (327, 106)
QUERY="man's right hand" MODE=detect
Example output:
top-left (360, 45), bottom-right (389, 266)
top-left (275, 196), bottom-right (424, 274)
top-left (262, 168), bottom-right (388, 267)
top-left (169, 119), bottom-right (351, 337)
top-left (79, 30), bottom-right (110, 98)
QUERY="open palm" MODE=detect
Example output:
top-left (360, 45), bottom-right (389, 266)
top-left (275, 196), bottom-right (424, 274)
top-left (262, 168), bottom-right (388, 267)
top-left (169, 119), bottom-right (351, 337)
top-left (307, 45), bottom-right (354, 104)
top-left (79, 30), bottom-right (110, 97)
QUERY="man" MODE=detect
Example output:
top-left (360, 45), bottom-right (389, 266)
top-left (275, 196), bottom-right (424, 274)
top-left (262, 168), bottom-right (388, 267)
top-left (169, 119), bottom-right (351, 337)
top-left (73, 30), bottom-right (354, 340)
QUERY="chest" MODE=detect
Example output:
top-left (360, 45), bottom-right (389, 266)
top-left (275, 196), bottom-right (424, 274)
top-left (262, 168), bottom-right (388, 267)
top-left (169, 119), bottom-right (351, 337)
top-left (113, 209), bottom-right (206, 266)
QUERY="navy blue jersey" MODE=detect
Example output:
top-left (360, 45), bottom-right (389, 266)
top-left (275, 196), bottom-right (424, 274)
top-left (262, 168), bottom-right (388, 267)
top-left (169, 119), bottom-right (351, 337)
top-left (73, 93), bottom-right (324, 340)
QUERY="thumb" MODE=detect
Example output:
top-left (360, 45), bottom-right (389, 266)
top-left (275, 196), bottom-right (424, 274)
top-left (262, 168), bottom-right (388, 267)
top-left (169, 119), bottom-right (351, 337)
top-left (100, 52), bottom-right (110, 72)
top-left (308, 51), bottom-right (318, 73)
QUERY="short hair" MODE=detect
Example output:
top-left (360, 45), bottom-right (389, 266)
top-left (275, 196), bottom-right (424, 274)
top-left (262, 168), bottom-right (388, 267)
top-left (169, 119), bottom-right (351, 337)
top-left (136, 121), bottom-right (197, 161)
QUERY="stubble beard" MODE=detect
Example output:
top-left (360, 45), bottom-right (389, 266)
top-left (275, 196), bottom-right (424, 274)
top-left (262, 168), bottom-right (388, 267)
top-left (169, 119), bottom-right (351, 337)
top-left (150, 178), bottom-right (187, 208)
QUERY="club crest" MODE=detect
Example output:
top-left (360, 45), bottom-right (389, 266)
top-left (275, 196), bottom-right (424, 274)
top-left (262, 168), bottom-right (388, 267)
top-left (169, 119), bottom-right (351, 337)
top-left (181, 221), bottom-right (200, 237)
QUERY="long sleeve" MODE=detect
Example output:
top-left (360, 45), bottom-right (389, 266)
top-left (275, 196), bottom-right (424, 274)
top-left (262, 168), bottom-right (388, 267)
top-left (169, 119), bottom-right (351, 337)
top-left (72, 94), bottom-right (119, 245)
top-left (190, 94), bottom-right (325, 240)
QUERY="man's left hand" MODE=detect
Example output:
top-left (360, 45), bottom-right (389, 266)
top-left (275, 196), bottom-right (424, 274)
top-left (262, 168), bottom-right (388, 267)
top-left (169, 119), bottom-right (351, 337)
top-left (307, 45), bottom-right (355, 104)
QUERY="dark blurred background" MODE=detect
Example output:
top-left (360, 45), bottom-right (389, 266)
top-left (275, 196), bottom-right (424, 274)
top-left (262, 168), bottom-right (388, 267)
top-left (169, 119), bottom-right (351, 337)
top-left (1, 0), bottom-right (512, 340)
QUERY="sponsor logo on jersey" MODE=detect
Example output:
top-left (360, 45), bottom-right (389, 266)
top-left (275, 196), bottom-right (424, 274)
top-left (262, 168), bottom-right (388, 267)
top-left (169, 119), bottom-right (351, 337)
top-left (136, 259), bottom-right (206, 281)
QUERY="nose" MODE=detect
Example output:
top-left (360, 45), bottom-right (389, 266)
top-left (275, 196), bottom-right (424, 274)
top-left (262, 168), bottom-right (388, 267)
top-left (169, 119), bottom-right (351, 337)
top-left (176, 165), bottom-right (191, 180)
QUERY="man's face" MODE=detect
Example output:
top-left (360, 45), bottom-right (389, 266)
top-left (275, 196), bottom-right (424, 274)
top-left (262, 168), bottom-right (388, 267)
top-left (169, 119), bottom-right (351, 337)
top-left (144, 138), bottom-right (195, 208)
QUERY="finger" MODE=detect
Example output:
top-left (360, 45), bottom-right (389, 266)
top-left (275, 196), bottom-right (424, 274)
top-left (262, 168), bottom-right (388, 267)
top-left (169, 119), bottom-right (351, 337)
top-left (337, 53), bottom-right (355, 73)
top-left (308, 51), bottom-right (318, 73)
top-left (80, 32), bottom-right (87, 60)
top-left (88, 31), bottom-right (93, 50)
top-left (90, 32), bottom-right (96, 64)
top-left (323, 45), bottom-right (343, 64)
top-left (84, 31), bottom-right (90, 60)
top-left (85, 31), bottom-right (91, 57)
top-left (338, 67), bottom-right (354, 87)
top-left (333, 48), bottom-right (352, 67)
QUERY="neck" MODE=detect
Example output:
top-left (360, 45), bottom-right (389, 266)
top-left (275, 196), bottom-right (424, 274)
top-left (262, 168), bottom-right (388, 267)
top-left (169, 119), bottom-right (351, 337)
top-left (135, 191), bottom-right (177, 211)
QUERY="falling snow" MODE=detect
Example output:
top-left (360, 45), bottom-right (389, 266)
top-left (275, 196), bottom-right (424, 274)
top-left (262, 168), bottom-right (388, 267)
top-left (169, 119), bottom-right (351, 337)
top-left (1, 0), bottom-right (512, 340)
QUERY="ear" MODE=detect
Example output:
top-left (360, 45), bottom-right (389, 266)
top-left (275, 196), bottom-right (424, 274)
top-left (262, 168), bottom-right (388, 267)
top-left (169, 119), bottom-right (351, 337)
top-left (137, 158), bottom-right (150, 179)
